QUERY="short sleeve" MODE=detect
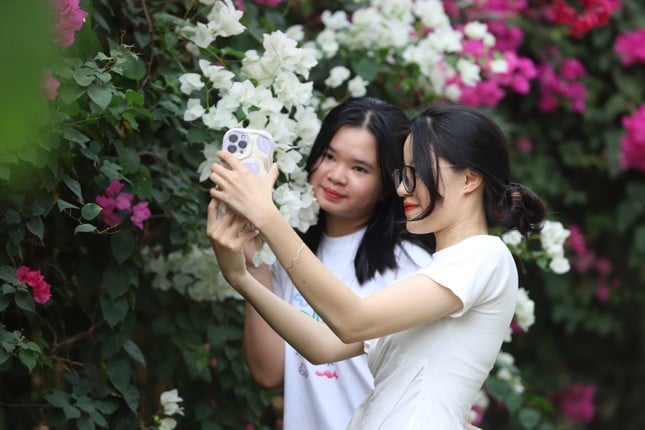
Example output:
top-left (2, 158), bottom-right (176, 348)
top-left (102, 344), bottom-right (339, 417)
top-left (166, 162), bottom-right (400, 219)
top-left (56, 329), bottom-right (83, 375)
top-left (417, 236), bottom-right (512, 317)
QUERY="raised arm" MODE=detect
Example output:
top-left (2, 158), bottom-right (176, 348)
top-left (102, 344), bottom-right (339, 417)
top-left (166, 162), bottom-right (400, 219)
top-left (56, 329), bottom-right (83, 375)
top-left (241, 242), bottom-right (285, 388)
top-left (206, 199), bottom-right (363, 365)
top-left (209, 152), bottom-right (463, 343)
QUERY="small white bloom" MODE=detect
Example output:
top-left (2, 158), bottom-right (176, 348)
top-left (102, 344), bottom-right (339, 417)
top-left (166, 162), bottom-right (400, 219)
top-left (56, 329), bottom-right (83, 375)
top-left (321, 10), bottom-right (350, 31)
top-left (463, 21), bottom-right (488, 40)
top-left (184, 98), bottom-right (205, 122)
top-left (197, 143), bottom-right (219, 182)
top-left (549, 256), bottom-right (571, 274)
top-left (178, 73), bottom-right (204, 95)
top-left (348, 75), bottom-right (368, 97)
top-left (206, 0), bottom-right (245, 38)
top-left (514, 287), bottom-right (535, 332)
top-left (160, 389), bottom-right (184, 416)
top-left (158, 417), bottom-right (177, 430)
top-left (502, 229), bottom-right (523, 248)
top-left (316, 29), bottom-right (339, 58)
top-left (456, 58), bottom-right (481, 86)
top-left (324, 66), bottom-right (351, 88)
top-left (285, 25), bottom-right (304, 42)
top-left (490, 58), bottom-right (509, 74)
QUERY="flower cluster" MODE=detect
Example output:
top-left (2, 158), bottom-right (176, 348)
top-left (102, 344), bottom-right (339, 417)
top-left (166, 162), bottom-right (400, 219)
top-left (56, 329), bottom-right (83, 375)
top-left (619, 104), bottom-right (645, 172)
top-left (552, 382), bottom-right (596, 423)
top-left (502, 220), bottom-right (571, 275)
top-left (155, 389), bottom-right (184, 430)
top-left (567, 225), bottom-right (619, 302)
top-left (95, 180), bottom-right (151, 230)
top-left (549, 0), bottom-right (620, 38)
top-left (537, 54), bottom-right (587, 113)
top-left (16, 266), bottom-right (52, 304)
top-left (52, 0), bottom-right (88, 48)
top-left (179, 0), bottom-right (320, 238)
top-left (144, 245), bottom-right (242, 302)
top-left (613, 28), bottom-right (645, 66)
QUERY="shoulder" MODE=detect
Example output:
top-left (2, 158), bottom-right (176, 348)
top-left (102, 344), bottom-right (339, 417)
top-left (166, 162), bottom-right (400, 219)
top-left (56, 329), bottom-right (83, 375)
top-left (396, 240), bottom-right (433, 269)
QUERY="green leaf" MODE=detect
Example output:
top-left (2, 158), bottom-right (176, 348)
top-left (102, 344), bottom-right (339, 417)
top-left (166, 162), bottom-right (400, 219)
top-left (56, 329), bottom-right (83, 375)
top-left (111, 228), bottom-right (135, 264)
top-left (123, 339), bottom-right (146, 368)
top-left (63, 404), bottom-right (81, 420)
top-left (26, 216), bottom-right (44, 240)
top-left (63, 128), bottom-right (90, 145)
top-left (57, 199), bottom-right (80, 212)
top-left (122, 56), bottom-right (146, 80)
top-left (518, 408), bottom-right (542, 428)
top-left (45, 389), bottom-right (72, 408)
top-left (81, 203), bottom-right (102, 221)
top-left (125, 89), bottom-right (144, 107)
top-left (63, 176), bottom-right (83, 202)
top-left (18, 349), bottom-right (37, 373)
top-left (106, 359), bottom-right (132, 394)
top-left (103, 266), bottom-right (130, 299)
top-left (76, 415), bottom-right (95, 430)
top-left (74, 224), bottom-right (97, 234)
top-left (72, 68), bottom-right (95, 86)
top-left (0, 294), bottom-right (11, 312)
top-left (100, 296), bottom-right (129, 328)
top-left (87, 85), bottom-right (113, 111)
top-left (14, 290), bottom-right (35, 313)
top-left (0, 266), bottom-right (18, 283)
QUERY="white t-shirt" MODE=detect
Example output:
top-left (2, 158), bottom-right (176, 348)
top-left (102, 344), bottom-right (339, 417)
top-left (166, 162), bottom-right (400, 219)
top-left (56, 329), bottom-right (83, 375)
top-left (348, 235), bottom-right (518, 429)
top-left (273, 227), bottom-right (433, 430)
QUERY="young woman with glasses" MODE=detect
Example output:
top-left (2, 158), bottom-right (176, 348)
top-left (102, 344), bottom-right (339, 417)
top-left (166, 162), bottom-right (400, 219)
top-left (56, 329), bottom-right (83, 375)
top-left (207, 103), bottom-right (546, 428)
top-left (236, 97), bottom-right (434, 430)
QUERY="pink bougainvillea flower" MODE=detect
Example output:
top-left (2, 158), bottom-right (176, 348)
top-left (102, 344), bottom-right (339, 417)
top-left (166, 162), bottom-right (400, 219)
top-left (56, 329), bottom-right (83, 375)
top-left (619, 104), bottom-right (645, 172)
top-left (43, 70), bottom-right (60, 100)
top-left (52, 0), bottom-right (88, 48)
top-left (96, 180), bottom-right (151, 230)
top-left (554, 382), bottom-right (596, 422)
top-left (16, 266), bottom-right (52, 304)
top-left (614, 29), bottom-right (645, 66)
top-left (130, 201), bottom-right (151, 230)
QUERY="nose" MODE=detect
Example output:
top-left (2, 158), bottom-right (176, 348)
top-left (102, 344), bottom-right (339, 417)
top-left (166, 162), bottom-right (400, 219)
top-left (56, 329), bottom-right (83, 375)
top-left (395, 180), bottom-right (408, 197)
top-left (327, 163), bottom-right (347, 185)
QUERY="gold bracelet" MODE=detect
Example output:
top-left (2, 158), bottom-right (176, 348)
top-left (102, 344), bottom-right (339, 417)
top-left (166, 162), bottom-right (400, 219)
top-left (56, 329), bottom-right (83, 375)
top-left (285, 242), bottom-right (305, 272)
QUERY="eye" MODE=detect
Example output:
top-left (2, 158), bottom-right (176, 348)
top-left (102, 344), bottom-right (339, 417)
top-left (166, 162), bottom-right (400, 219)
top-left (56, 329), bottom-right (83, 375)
top-left (353, 165), bottom-right (368, 174)
top-left (323, 152), bottom-right (335, 161)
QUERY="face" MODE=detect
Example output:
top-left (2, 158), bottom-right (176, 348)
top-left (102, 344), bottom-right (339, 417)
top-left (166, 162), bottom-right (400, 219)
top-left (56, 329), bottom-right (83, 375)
top-left (396, 136), bottom-right (463, 235)
top-left (309, 125), bottom-right (384, 236)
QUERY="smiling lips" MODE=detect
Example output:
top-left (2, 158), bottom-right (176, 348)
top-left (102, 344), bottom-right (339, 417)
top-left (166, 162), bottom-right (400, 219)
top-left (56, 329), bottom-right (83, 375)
top-left (403, 202), bottom-right (419, 213)
top-left (322, 187), bottom-right (345, 201)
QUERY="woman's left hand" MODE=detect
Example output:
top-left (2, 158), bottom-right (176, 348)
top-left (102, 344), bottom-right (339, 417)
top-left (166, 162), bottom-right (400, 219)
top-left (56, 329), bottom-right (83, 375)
top-left (209, 150), bottom-right (279, 230)
top-left (206, 198), bottom-right (258, 286)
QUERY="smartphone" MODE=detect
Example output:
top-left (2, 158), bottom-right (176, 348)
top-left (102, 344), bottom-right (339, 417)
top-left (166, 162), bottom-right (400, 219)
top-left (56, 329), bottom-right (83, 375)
top-left (217, 128), bottom-right (276, 225)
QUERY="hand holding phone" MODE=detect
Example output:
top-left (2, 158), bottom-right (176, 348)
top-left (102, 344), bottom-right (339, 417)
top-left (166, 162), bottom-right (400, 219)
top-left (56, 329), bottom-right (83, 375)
top-left (216, 128), bottom-right (276, 226)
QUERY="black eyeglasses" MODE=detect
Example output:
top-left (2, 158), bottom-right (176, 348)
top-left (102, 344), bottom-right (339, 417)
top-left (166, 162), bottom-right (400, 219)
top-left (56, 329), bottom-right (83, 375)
top-left (392, 165), bottom-right (416, 193)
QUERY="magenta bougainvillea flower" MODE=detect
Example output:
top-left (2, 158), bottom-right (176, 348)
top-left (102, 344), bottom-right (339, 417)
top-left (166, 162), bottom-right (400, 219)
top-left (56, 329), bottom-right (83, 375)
top-left (613, 29), bottom-right (645, 66)
top-left (553, 382), bottom-right (596, 422)
top-left (43, 70), bottom-right (60, 100)
top-left (95, 180), bottom-right (151, 230)
top-left (619, 104), bottom-right (645, 172)
top-left (16, 266), bottom-right (52, 304)
top-left (52, 0), bottom-right (88, 48)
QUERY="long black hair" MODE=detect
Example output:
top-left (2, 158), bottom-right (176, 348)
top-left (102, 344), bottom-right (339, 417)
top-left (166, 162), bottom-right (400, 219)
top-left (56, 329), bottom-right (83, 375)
top-left (408, 103), bottom-right (546, 236)
top-left (302, 97), bottom-right (433, 284)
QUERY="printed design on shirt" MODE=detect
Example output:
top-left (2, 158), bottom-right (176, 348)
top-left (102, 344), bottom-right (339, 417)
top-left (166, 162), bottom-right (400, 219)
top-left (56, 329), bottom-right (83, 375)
top-left (292, 292), bottom-right (342, 382)
top-left (293, 292), bottom-right (322, 322)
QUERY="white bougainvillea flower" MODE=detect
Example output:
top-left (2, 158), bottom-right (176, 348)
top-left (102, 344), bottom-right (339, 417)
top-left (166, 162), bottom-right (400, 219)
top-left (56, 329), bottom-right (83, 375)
top-left (198, 60), bottom-right (235, 90)
top-left (316, 29), bottom-right (339, 58)
top-left (197, 143), bottom-right (219, 182)
top-left (463, 21), bottom-right (489, 40)
top-left (160, 389), bottom-right (184, 416)
top-left (456, 58), bottom-right (481, 86)
top-left (514, 287), bottom-right (535, 332)
top-left (324, 66), bottom-right (351, 88)
top-left (549, 255), bottom-right (571, 274)
top-left (158, 417), bottom-right (177, 430)
top-left (321, 10), bottom-right (350, 31)
top-left (501, 229), bottom-right (523, 248)
top-left (348, 75), bottom-right (368, 97)
top-left (184, 98), bottom-right (205, 122)
top-left (178, 73), bottom-right (204, 95)
top-left (206, 0), bottom-right (245, 38)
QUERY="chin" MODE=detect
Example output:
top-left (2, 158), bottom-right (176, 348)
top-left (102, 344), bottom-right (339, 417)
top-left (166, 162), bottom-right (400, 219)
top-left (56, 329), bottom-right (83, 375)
top-left (405, 221), bottom-right (427, 235)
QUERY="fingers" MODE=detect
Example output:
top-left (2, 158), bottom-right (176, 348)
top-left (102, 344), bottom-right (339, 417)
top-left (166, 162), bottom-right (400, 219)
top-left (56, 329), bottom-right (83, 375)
top-left (206, 198), bottom-right (258, 248)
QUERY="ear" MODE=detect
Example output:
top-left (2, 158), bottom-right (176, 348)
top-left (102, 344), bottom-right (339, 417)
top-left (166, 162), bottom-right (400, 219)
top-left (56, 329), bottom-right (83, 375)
top-left (463, 168), bottom-right (483, 193)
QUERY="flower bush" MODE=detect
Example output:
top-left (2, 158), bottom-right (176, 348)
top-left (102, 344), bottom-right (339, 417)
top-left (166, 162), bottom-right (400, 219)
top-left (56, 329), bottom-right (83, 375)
top-left (1, 0), bottom-right (644, 429)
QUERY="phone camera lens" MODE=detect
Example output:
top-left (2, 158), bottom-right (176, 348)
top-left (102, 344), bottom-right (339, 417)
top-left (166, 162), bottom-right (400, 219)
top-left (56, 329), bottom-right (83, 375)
top-left (226, 145), bottom-right (237, 153)
top-left (228, 134), bottom-right (238, 143)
